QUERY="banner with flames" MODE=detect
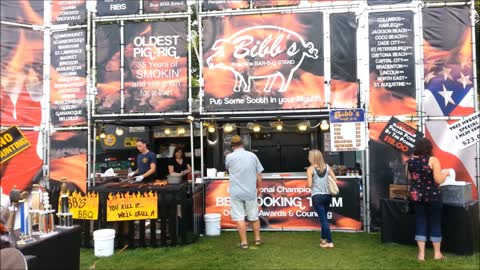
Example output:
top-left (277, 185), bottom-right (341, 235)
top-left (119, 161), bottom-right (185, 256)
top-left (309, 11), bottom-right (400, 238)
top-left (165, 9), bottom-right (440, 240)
top-left (202, 12), bottom-right (324, 112)
top-left (49, 131), bottom-right (87, 193)
top-left (0, 26), bottom-right (44, 127)
top-left (124, 20), bottom-right (189, 113)
top-left (202, 0), bottom-right (249, 11)
top-left (0, 25), bottom-right (44, 194)
top-left (107, 191), bottom-right (158, 222)
top-left (51, 29), bottom-right (87, 127)
top-left (95, 23), bottom-right (122, 114)
top-left (144, 0), bottom-right (188, 13)
top-left (0, 0), bottom-right (44, 25)
top-left (205, 179), bottom-right (362, 230)
top-left (330, 12), bottom-right (358, 108)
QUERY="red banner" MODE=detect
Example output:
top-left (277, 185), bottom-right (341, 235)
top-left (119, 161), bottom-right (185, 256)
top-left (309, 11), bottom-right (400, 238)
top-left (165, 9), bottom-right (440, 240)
top-left (205, 179), bottom-right (362, 230)
top-left (202, 12), bottom-right (324, 112)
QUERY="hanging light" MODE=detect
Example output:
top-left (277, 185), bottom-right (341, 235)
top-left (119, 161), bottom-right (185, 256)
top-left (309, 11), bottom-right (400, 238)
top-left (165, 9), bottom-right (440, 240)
top-left (320, 120), bottom-right (330, 131)
top-left (223, 123), bottom-right (235, 133)
top-left (99, 126), bottom-right (107, 139)
top-left (246, 122), bottom-right (262, 133)
top-left (270, 121), bottom-right (283, 131)
top-left (207, 124), bottom-right (216, 133)
top-left (115, 127), bottom-right (124, 136)
top-left (297, 121), bottom-right (311, 132)
top-left (187, 115), bottom-right (195, 122)
top-left (177, 127), bottom-right (186, 135)
top-left (164, 128), bottom-right (172, 135)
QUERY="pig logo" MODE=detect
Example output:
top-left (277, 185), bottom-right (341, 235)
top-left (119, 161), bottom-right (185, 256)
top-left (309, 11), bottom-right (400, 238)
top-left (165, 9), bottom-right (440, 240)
top-left (206, 25), bottom-right (319, 93)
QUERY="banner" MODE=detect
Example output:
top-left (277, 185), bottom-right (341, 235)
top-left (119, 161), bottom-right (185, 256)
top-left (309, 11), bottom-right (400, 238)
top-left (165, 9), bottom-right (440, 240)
top-left (95, 23), bottom-right (121, 114)
top-left (253, 0), bottom-right (300, 8)
top-left (369, 11), bottom-right (416, 116)
top-left (51, 29), bottom-right (87, 127)
top-left (1, 26), bottom-right (43, 127)
top-left (124, 20), bottom-right (189, 113)
top-left (329, 109), bottom-right (366, 152)
top-left (143, 0), bottom-right (188, 13)
top-left (202, 12), bottom-right (324, 112)
top-left (106, 191), bottom-right (158, 221)
top-left (205, 178), bottom-right (362, 230)
top-left (52, 0), bottom-right (87, 25)
top-left (330, 13), bottom-right (358, 108)
top-left (50, 131), bottom-right (87, 193)
top-left (202, 0), bottom-right (249, 11)
top-left (59, 191), bottom-right (99, 220)
top-left (0, 131), bottom-right (43, 194)
top-left (368, 122), bottom-right (410, 228)
top-left (0, 127), bottom-right (31, 164)
top-left (96, 0), bottom-right (139, 16)
top-left (447, 113), bottom-right (480, 149)
top-left (0, 0), bottom-right (43, 25)
top-left (422, 7), bottom-right (474, 117)
top-left (425, 123), bottom-right (478, 200)
top-left (378, 117), bottom-right (423, 155)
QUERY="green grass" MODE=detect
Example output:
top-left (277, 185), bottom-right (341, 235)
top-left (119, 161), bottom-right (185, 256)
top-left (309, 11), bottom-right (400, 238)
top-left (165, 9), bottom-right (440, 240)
top-left (81, 231), bottom-right (479, 269)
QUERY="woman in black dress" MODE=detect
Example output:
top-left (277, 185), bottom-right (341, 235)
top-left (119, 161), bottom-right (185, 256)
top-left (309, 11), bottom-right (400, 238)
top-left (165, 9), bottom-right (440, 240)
top-left (168, 147), bottom-right (191, 177)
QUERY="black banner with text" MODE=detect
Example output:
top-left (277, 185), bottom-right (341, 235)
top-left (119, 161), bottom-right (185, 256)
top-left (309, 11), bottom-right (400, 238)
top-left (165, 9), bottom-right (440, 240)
top-left (51, 29), bottom-right (87, 126)
top-left (124, 20), bottom-right (189, 113)
top-left (369, 11), bottom-right (416, 116)
top-left (96, 0), bottom-right (139, 16)
top-left (143, 0), bottom-right (188, 13)
top-left (52, 0), bottom-right (87, 25)
top-left (202, 12), bottom-right (324, 112)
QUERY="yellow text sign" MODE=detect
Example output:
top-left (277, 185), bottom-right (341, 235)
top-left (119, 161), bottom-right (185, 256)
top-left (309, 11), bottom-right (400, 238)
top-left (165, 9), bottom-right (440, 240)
top-left (58, 191), bottom-right (99, 220)
top-left (0, 126), bottom-right (31, 164)
top-left (106, 191), bottom-right (158, 222)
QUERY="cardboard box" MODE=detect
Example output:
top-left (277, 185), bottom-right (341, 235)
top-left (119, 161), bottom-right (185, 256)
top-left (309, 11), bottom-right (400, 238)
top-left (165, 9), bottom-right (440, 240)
top-left (389, 184), bottom-right (408, 199)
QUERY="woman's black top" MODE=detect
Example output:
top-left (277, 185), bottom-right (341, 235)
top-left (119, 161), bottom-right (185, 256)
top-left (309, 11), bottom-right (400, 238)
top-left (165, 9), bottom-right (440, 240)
top-left (168, 158), bottom-right (189, 173)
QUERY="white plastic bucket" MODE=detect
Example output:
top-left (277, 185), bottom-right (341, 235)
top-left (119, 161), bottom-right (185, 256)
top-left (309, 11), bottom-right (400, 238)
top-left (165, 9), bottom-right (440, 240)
top-left (204, 213), bottom-right (221, 236)
top-left (93, 229), bottom-right (115, 257)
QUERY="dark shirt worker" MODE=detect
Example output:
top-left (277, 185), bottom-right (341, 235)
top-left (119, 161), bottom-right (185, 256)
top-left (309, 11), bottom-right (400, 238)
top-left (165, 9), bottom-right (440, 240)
top-left (128, 139), bottom-right (157, 182)
top-left (168, 147), bottom-right (191, 177)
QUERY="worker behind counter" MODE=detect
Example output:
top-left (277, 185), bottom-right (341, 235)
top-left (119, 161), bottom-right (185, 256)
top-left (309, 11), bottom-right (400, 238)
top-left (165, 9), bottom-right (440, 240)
top-left (128, 138), bottom-right (157, 182)
top-left (168, 147), bottom-right (191, 179)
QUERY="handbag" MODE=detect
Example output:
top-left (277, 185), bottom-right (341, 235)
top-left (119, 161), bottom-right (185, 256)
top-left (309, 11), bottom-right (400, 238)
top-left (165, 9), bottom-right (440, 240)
top-left (328, 175), bottom-right (339, 196)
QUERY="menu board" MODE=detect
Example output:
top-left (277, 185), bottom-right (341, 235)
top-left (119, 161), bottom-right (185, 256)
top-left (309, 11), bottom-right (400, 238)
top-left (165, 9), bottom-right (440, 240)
top-left (378, 117), bottom-right (423, 155)
top-left (329, 109), bottom-right (365, 152)
top-left (51, 29), bottom-right (87, 127)
top-left (369, 11), bottom-right (415, 98)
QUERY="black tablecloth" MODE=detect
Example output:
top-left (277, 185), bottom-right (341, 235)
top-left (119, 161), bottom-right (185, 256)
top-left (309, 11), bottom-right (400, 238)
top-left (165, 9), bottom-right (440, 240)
top-left (86, 183), bottom-right (196, 248)
top-left (16, 225), bottom-right (81, 270)
top-left (381, 199), bottom-right (479, 255)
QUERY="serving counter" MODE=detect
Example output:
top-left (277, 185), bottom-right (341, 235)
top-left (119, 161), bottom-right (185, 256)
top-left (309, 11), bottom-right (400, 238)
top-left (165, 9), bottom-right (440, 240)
top-left (203, 173), bottom-right (364, 231)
